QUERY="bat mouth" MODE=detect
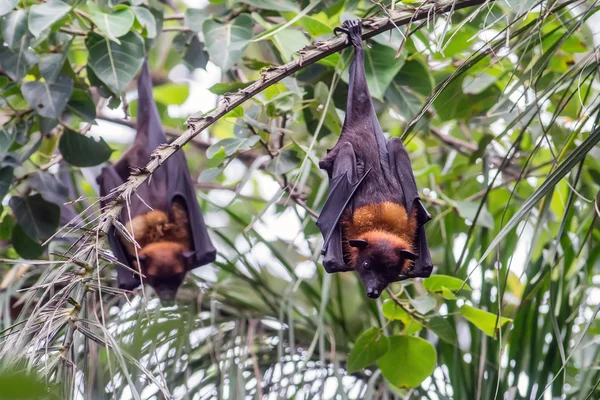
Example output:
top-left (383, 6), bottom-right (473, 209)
top-left (366, 288), bottom-right (381, 298)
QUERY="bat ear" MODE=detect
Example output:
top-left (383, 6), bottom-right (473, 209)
top-left (399, 249), bottom-right (418, 261)
top-left (349, 239), bottom-right (368, 249)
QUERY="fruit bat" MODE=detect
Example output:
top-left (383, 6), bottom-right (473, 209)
top-left (97, 60), bottom-right (216, 302)
top-left (316, 20), bottom-right (433, 299)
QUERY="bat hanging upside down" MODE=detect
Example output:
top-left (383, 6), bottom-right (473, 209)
top-left (97, 60), bottom-right (216, 303)
top-left (316, 19), bottom-right (433, 299)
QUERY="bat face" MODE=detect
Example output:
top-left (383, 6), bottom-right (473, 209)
top-left (350, 237), bottom-right (418, 298)
top-left (138, 241), bottom-right (194, 303)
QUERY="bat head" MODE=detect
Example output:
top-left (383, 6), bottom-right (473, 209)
top-left (349, 234), bottom-right (418, 299)
top-left (137, 241), bottom-right (195, 304)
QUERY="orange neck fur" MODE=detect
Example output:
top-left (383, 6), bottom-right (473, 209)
top-left (341, 201), bottom-right (417, 269)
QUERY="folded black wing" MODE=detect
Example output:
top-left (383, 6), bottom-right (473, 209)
top-left (387, 138), bottom-right (433, 280)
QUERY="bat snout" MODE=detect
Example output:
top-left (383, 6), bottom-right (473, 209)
top-left (366, 287), bottom-right (381, 298)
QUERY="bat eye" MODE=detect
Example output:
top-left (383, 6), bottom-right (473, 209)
top-left (362, 261), bottom-right (370, 270)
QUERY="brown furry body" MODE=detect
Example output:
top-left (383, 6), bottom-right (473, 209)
top-left (118, 198), bottom-right (193, 294)
top-left (341, 201), bottom-right (417, 273)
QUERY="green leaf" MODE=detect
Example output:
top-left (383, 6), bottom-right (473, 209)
top-left (454, 201), bottom-right (494, 229)
top-left (153, 84), bottom-right (190, 106)
top-left (86, 31), bottom-right (145, 93)
top-left (184, 35), bottom-right (209, 70)
top-left (12, 223), bottom-right (45, 259)
top-left (9, 194), bottom-right (60, 241)
top-left (410, 295), bottom-right (436, 314)
top-left (240, 0), bottom-right (299, 11)
top-left (27, 0), bottom-right (71, 38)
top-left (382, 299), bottom-right (410, 322)
top-left (377, 336), bottom-right (436, 389)
top-left (59, 129), bottom-right (113, 167)
top-left (132, 6), bottom-right (157, 38)
top-left (0, 214), bottom-right (13, 240)
top-left (0, 166), bottom-right (14, 200)
top-left (198, 166), bottom-right (224, 182)
top-left (266, 149), bottom-right (300, 175)
top-left (2, 9), bottom-right (29, 49)
top-left (462, 73), bottom-right (497, 94)
top-left (427, 317), bottom-right (457, 344)
top-left (38, 53), bottom-right (67, 83)
top-left (441, 287), bottom-right (457, 300)
top-left (89, 2), bottom-right (135, 41)
top-left (209, 82), bottom-right (251, 95)
top-left (203, 15), bottom-right (253, 71)
top-left (64, 89), bottom-right (97, 123)
top-left (28, 171), bottom-right (69, 205)
top-left (347, 327), bottom-right (389, 373)
top-left (394, 59), bottom-right (433, 96)
top-left (22, 75), bottom-right (73, 119)
top-left (460, 305), bottom-right (512, 338)
top-left (0, 0), bottom-right (17, 17)
top-left (423, 275), bottom-right (471, 293)
top-left (206, 136), bottom-right (260, 158)
top-left (0, 47), bottom-right (37, 81)
top-left (184, 8), bottom-right (209, 32)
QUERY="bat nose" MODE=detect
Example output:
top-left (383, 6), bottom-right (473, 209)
top-left (366, 288), bottom-right (380, 298)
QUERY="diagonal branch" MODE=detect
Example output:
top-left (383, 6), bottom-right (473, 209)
top-left (93, 0), bottom-right (496, 244)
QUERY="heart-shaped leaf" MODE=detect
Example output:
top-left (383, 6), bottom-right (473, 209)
top-left (0, 47), bottom-right (37, 81)
top-left (28, 171), bottom-right (69, 205)
top-left (184, 8), bottom-right (208, 32)
top-left (89, 2), bottom-right (135, 41)
top-left (22, 75), bottom-right (73, 119)
top-left (410, 295), bottom-right (437, 314)
top-left (2, 9), bottom-right (29, 49)
top-left (28, 0), bottom-right (71, 37)
top-left (377, 336), bottom-right (437, 389)
top-left (184, 35), bottom-right (209, 70)
top-left (63, 89), bottom-right (97, 124)
top-left (9, 194), bottom-right (60, 241)
top-left (0, 0), bottom-right (18, 16)
top-left (59, 129), bottom-right (113, 167)
top-left (203, 15), bottom-right (253, 71)
top-left (132, 6), bottom-right (157, 38)
top-left (38, 53), bottom-right (68, 83)
top-left (12, 223), bottom-right (45, 259)
top-left (460, 305), bottom-right (512, 338)
top-left (86, 31), bottom-right (145, 93)
top-left (347, 327), bottom-right (389, 373)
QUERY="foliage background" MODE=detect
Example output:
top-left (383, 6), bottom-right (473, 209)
top-left (0, 0), bottom-right (599, 399)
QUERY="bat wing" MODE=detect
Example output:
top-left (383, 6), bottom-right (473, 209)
top-left (387, 138), bottom-right (433, 279)
top-left (165, 152), bottom-right (216, 268)
top-left (136, 58), bottom-right (216, 269)
top-left (97, 165), bottom-right (142, 290)
top-left (317, 142), bottom-right (368, 273)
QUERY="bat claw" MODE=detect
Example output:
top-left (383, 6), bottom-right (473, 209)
top-left (333, 26), bottom-right (349, 37)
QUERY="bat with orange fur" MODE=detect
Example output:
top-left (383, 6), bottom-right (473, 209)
top-left (317, 20), bottom-right (433, 298)
top-left (97, 60), bottom-right (216, 302)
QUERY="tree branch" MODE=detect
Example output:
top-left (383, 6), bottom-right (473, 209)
top-left (92, 0), bottom-right (495, 250)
